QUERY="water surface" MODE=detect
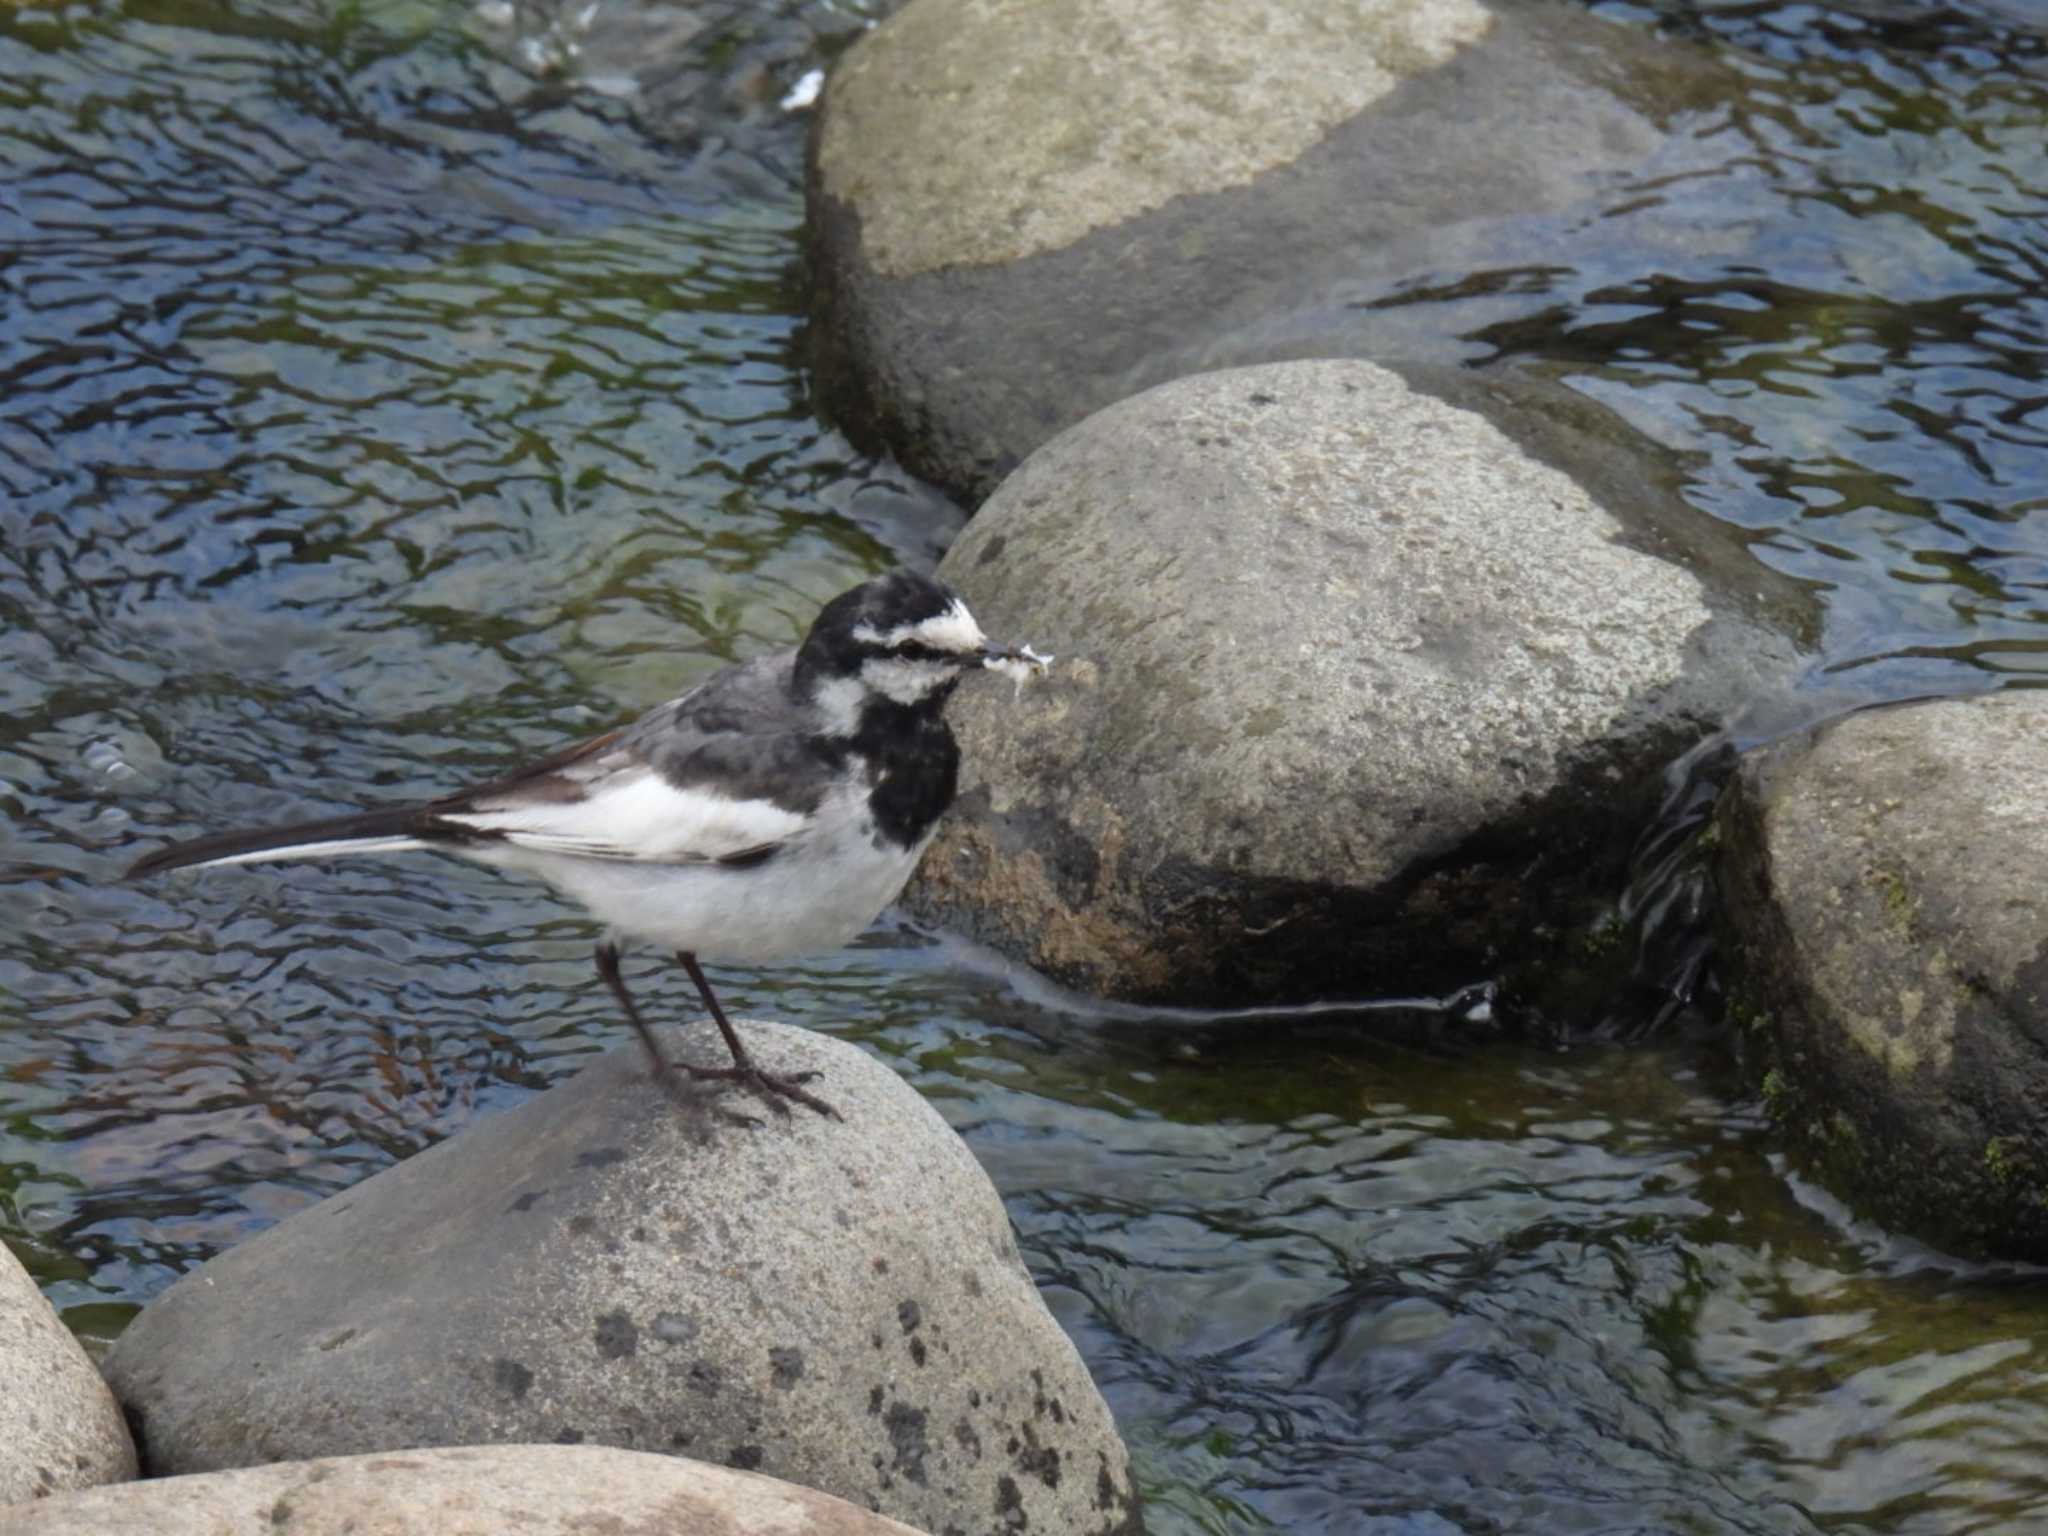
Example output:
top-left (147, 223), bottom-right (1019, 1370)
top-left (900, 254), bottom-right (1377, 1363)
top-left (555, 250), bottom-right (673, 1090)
top-left (6, 0), bottom-right (2048, 1531)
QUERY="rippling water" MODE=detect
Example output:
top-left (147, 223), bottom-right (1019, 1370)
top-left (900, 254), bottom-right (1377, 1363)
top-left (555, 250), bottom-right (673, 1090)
top-left (1495, 1), bottom-right (2048, 694)
top-left (7, 0), bottom-right (2048, 1531)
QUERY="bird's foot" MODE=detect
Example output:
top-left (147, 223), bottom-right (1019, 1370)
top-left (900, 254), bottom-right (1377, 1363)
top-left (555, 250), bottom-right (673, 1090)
top-left (639, 1059), bottom-right (752, 1129)
top-left (678, 1058), bottom-right (838, 1121)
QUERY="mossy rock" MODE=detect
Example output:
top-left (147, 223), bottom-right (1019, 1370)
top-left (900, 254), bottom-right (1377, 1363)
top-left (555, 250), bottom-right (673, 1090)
top-left (1714, 693), bottom-right (2048, 1259)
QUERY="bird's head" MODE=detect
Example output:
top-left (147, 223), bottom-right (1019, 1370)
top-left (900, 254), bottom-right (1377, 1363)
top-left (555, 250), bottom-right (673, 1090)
top-left (795, 569), bottom-right (1044, 731)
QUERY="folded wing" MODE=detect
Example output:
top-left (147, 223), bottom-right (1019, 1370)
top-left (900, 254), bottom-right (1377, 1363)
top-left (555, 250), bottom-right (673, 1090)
top-left (439, 760), bottom-right (806, 865)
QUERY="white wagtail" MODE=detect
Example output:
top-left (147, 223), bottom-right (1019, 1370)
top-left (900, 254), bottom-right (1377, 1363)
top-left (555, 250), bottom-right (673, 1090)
top-left (128, 569), bottom-right (1049, 1119)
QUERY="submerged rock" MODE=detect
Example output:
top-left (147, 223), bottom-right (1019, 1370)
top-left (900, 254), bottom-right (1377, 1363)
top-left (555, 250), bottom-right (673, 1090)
top-left (905, 358), bottom-right (1799, 1006)
top-left (807, 0), bottom-right (1740, 500)
top-left (0, 1245), bottom-right (137, 1507)
top-left (0, 1443), bottom-right (926, 1535)
top-left (99, 1023), bottom-right (1141, 1536)
top-left (1715, 691), bottom-right (2048, 1261)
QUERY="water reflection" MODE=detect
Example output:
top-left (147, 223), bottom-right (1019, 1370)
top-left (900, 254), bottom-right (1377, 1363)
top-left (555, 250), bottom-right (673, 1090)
top-left (9, 0), bottom-right (2048, 1531)
top-left (971, 1025), bottom-right (2048, 1534)
top-left (1503, 2), bottom-right (2048, 691)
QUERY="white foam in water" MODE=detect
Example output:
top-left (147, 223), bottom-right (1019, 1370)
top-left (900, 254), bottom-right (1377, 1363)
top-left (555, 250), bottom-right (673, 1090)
top-left (84, 739), bottom-right (137, 783)
top-left (780, 68), bottom-right (824, 112)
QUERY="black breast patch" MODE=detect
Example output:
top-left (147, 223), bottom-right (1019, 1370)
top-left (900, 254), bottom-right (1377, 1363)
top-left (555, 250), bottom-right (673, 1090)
top-left (861, 711), bottom-right (960, 850)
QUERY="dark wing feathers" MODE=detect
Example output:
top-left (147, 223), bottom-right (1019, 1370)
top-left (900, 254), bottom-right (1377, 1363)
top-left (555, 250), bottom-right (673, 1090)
top-left (419, 727), bottom-right (628, 814)
top-left (625, 654), bottom-right (841, 815)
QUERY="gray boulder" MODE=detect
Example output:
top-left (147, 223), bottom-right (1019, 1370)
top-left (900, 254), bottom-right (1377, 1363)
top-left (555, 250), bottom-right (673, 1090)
top-left (0, 1243), bottom-right (136, 1506)
top-left (1715, 692), bottom-right (2048, 1260)
top-left (0, 1443), bottom-right (924, 1535)
top-left (100, 1023), bottom-right (1140, 1536)
top-left (807, 0), bottom-right (1741, 500)
top-left (904, 358), bottom-right (1800, 1005)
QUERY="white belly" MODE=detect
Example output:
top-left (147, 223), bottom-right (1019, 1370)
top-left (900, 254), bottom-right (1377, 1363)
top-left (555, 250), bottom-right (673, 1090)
top-left (465, 789), bottom-right (931, 963)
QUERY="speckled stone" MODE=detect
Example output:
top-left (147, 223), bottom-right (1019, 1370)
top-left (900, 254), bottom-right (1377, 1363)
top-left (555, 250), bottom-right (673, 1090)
top-left (98, 1025), bottom-right (1140, 1536)
top-left (906, 358), bottom-right (1797, 1003)
top-left (0, 1243), bottom-right (136, 1507)
top-left (1716, 691), bottom-right (2048, 1260)
top-left (0, 1443), bottom-right (928, 1535)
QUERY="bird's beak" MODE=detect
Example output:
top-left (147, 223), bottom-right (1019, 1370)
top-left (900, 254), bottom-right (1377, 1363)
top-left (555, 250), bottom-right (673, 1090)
top-left (977, 640), bottom-right (1055, 689)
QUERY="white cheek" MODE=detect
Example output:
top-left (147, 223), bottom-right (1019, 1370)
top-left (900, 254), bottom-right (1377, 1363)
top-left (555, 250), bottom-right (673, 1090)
top-left (862, 657), bottom-right (955, 704)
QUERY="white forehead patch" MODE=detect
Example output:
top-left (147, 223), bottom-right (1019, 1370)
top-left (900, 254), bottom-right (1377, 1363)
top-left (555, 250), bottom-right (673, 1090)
top-left (852, 598), bottom-right (986, 655)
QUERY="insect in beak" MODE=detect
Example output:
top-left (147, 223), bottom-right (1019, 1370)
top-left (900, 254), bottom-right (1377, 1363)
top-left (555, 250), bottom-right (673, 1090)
top-left (978, 641), bottom-right (1054, 696)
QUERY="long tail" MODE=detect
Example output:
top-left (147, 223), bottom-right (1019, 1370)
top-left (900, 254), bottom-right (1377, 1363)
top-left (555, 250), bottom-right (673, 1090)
top-left (126, 806), bottom-right (439, 879)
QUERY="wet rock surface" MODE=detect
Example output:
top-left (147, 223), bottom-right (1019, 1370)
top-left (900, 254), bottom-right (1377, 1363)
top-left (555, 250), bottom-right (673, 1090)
top-left (807, 0), bottom-right (1740, 500)
top-left (1715, 691), bottom-right (2048, 1262)
top-left (0, 1245), bottom-right (137, 1507)
top-left (905, 358), bottom-right (1799, 1005)
top-left (0, 1443), bottom-right (928, 1535)
top-left (99, 1024), bottom-right (1141, 1536)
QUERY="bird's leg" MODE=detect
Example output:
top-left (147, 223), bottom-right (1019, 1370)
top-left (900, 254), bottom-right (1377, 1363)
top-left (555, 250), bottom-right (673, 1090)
top-left (674, 951), bottom-right (837, 1119)
top-left (595, 940), bottom-right (710, 1112)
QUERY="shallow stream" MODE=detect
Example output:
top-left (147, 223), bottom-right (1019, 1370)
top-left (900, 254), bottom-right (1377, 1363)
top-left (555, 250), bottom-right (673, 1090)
top-left (6, 0), bottom-right (2048, 1530)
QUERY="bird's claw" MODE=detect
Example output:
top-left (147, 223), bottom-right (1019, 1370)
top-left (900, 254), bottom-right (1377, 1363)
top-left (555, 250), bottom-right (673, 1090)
top-left (682, 1061), bottom-right (837, 1121)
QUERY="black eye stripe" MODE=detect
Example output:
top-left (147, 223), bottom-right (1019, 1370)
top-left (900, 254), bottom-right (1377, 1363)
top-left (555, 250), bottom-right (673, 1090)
top-left (868, 640), bottom-right (961, 665)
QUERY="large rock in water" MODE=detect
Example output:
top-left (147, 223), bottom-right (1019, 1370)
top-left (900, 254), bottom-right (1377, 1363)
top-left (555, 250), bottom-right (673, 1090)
top-left (0, 1245), bottom-right (137, 1506)
top-left (99, 1023), bottom-right (1141, 1536)
top-left (807, 0), bottom-right (1740, 500)
top-left (0, 1444), bottom-right (925, 1536)
top-left (1715, 692), bottom-right (2048, 1261)
top-left (904, 358), bottom-right (1800, 1005)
